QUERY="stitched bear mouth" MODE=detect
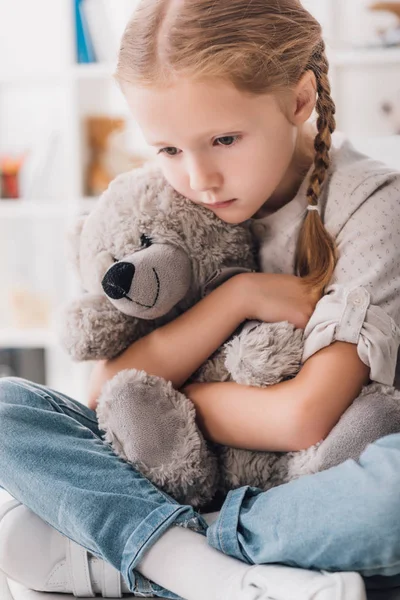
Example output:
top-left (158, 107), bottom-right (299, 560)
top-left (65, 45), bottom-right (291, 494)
top-left (123, 268), bottom-right (160, 309)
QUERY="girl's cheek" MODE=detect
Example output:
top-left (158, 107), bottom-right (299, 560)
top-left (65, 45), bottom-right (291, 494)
top-left (159, 164), bottom-right (189, 197)
top-left (157, 160), bottom-right (175, 184)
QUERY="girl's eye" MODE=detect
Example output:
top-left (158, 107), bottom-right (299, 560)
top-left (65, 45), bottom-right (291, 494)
top-left (140, 234), bottom-right (153, 248)
top-left (215, 135), bottom-right (240, 147)
top-left (158, 147), bottom-right (180, 157)
top-left (158, 135), bottom-right (241, 157)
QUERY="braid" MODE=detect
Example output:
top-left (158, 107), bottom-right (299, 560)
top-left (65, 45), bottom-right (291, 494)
top-left (307, 40), bottom-right (336, 205)
top-left (294, 40), bottom-right (339, 297)
top-left (116, 0), bottom-right (339, 296)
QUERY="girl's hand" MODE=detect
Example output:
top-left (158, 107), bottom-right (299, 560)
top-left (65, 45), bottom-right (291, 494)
top-left (235, 272), bottom-right (322, 330)
top-left (84, 272), bottom-right (319, 409)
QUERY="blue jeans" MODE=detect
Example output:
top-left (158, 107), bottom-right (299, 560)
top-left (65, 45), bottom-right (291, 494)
top-left (0, 377), bottom-right (399, 598)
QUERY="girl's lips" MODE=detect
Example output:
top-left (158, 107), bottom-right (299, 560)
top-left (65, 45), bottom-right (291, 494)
top-left (209, 198), bottom-right (237, 208)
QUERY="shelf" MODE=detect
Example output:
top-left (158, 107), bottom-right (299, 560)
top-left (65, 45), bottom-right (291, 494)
top-left (0, 63), bottom-right (116, 85)
top-left (1, 48), bottom-right (400, 86)
top-left (0, 328), bottom-right (57, 348)
top-left (0, 72), bottom-right (67, 86)
top-left (69, 63), bottom-right (116, 79)
top-left (330, 47), bottom-right (400, 66)
top-left (0, 199), bottom-right (100, 219)
top-left (0, 198), bottom-right (101, 219)
top-left (0, 201), bottom-right (80, 219)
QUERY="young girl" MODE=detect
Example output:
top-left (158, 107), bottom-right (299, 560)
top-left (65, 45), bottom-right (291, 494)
top-left (0, 1), bottom-right (399, 599)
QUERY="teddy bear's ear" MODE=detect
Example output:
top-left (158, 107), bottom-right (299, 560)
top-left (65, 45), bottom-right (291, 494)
top-left (65, 215), bottom-right (86, 277)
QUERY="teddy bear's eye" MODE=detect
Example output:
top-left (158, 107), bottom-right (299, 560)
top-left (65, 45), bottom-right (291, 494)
top-left (140, 234), bottom-right (153, 248)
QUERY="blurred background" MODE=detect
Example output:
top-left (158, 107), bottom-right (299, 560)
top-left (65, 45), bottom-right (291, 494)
top-left (0, 0), bottom-right (400, 404)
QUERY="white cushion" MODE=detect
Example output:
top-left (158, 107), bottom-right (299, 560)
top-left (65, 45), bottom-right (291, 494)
top-left (0, 570), bottom-right (14, 600)
top-left (1, 573), bottom-right (144, 599)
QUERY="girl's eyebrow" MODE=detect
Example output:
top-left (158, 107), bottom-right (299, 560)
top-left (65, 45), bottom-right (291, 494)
top-left (150, 127), bottom-right (244, 147)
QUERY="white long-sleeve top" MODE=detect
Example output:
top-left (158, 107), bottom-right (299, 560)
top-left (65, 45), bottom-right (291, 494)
top-left (251, 132), bottom-right (400, 387)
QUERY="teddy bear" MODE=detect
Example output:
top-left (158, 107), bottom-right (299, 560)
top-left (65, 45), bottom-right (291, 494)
top-left (85, 115), bottom-right (147, 197)
top-left (58, 161), bottom-right (400, 510)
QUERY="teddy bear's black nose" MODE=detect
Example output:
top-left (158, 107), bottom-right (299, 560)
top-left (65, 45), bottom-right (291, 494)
top-left (102, 262), bottom-right (135, 299)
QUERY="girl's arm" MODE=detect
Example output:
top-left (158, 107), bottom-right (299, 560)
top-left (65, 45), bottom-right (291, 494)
top-left (88, 275), bottom-right (247, 404)
top-left (184, 340), bottom-right (370, 452)
top-left (88, 272), bottom-right (317, 407)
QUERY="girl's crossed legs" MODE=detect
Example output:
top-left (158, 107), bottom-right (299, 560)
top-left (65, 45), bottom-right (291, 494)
top-left (0, 376), bottom-right (207, 598)
top-left (0, 376), bottom-right (399, 598)
top-left (206, 436), bottom-right (400, 595)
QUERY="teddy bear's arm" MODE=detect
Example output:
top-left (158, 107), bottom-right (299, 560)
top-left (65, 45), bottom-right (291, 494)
top-left (224, 320), bottom-right (304, 386)
top-left (295, 382), bottom-right (400, 475)
top-left (191, 321), bottom-right (304, 387)
top-left (186, 320), bottom-right (304, 388)
top-left (57, 294), bottom-right (147, 361)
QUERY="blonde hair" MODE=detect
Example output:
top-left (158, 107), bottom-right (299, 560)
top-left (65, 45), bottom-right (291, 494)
top-left (114, 0), bottom-right (338, 296)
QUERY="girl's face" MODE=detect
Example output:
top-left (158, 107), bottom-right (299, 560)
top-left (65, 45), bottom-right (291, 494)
top-left (123, 77), bottom-right (311, 223)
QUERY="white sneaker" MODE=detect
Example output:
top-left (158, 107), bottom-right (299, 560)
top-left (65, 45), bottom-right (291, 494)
top-left (0, 499), bottom-right (132, 597)
top-left (239, 564), bottom-right (367, 600)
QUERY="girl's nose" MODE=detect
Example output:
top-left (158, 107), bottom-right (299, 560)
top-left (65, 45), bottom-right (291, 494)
top-left (187, 159), bottom-right (222, 192)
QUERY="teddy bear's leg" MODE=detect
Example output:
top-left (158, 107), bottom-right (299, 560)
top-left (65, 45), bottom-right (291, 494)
top-left (217, 446), bottom-right (284, 495)
top-left (218, 445), bottom-right (312, 495)
top-left (283, 382), bottom-right (400, 484)
top-left (224, 321), bottom-right (304, 386)
top-left (96, 369), bottom-right (219, 508)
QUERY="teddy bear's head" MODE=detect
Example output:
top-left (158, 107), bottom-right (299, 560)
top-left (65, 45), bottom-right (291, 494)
top-left (68, 162), bottom-right (256, 321)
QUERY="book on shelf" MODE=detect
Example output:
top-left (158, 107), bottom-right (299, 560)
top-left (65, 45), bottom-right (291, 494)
top-left (76, 0), bottom-right (138, 65)
top-left (74, 0), bottom-right (96, 64)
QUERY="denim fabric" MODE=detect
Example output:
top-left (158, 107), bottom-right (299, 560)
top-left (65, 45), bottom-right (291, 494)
top-left (0, 377), bottom-right (208, 598)
top-left (1, 377), bottom-right (400, 598)
top-left (206, 433), bottom-right (400, 594)
top-left (253, 134), bottom-right (400, 388)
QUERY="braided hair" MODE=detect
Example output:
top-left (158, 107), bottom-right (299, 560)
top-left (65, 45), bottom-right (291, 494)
top-left (116, 0), bottom-right (339, 296)
top-left (295, 39), bottom-right (338, 295)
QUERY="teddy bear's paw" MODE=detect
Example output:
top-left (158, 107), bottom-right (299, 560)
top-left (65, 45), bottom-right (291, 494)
top-left (224, 321), bottom-right (304, 386)
top-left (308, 384), bottom-right (400, 473)
top-left (56, 294), bottom-right (136, 360)
top-left (96, 369), bottom-right (219, 507)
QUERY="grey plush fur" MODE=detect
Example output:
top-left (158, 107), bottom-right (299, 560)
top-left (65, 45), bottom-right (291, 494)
top-left (59, 162), bottom-right (400, 510)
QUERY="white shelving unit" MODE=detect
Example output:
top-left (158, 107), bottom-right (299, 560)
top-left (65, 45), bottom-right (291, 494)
top-left (332, 47), bottom-right (400, 66)
top-left (1, 0), bottom-right (400, 402)
top-left (0, 0), bottom-right (144, 402)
